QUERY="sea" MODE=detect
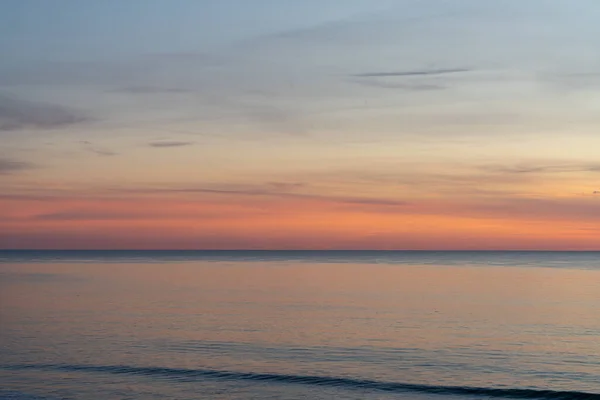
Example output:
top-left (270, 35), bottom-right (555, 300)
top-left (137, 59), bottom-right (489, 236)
top-left (1, 250), bottom-right (599, 400)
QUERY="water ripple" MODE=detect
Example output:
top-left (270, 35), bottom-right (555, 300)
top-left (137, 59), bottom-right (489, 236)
top-left (4, 364), bottom-right (599, 400)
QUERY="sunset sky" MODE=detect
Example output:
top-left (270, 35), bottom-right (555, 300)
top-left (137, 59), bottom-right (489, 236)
top-left (1, 0), bottom-right (599, 250)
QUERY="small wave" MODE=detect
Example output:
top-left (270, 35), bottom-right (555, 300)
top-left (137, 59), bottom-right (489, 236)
top-left (0, 391), bottom-right (56, 400)
top-left (4, 364), bottom-right (599, 399)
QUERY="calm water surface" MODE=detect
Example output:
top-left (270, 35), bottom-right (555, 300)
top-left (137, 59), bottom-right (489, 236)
top-left (1, 251), bottom-right (599, 399)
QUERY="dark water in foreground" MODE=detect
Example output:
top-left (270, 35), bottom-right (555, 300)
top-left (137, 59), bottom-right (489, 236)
top-left (1, 251), bottom-right (599, 399)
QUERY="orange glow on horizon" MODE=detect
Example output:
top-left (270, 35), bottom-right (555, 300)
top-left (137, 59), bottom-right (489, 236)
top-left (1, 193), bottom-right (598, 250)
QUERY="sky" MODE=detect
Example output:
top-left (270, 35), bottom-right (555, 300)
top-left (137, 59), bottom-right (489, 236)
top-left (1, 0), bottom-right (600, 250)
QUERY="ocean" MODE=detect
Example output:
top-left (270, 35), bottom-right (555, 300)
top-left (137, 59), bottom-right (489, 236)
top-left (1, 251), bottom-right (599, 399)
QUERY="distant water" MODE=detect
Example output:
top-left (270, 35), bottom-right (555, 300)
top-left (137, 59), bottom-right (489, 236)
top-left (1, 250), bottom-right (599, 269)
top-left (1, 251), bottom-right (599, 399)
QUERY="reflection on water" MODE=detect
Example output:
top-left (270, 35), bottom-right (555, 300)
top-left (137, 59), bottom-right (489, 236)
top-left (1, 257), bottom-right (600, 399)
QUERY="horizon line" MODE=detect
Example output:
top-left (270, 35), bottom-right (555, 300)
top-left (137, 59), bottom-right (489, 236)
top-left (1, 249), bottom-right (599, 252)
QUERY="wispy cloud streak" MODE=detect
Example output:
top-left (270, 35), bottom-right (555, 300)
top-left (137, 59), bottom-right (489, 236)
top-left (0, 158), bottom-right (36, 174)
top-left (0, 94), bottom-right (89, 131)
top-left (148, 141), bottom-right (195, 148)
top-left (127, 184), bottom-right (409, 207)
top-left (353, 68), bottom-right (471, 78)
top-left (481, 163), bottom-right (600, 174)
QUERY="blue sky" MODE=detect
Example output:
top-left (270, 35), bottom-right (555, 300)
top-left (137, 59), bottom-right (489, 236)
top-left (1, 0), bottom-right (400, 61)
